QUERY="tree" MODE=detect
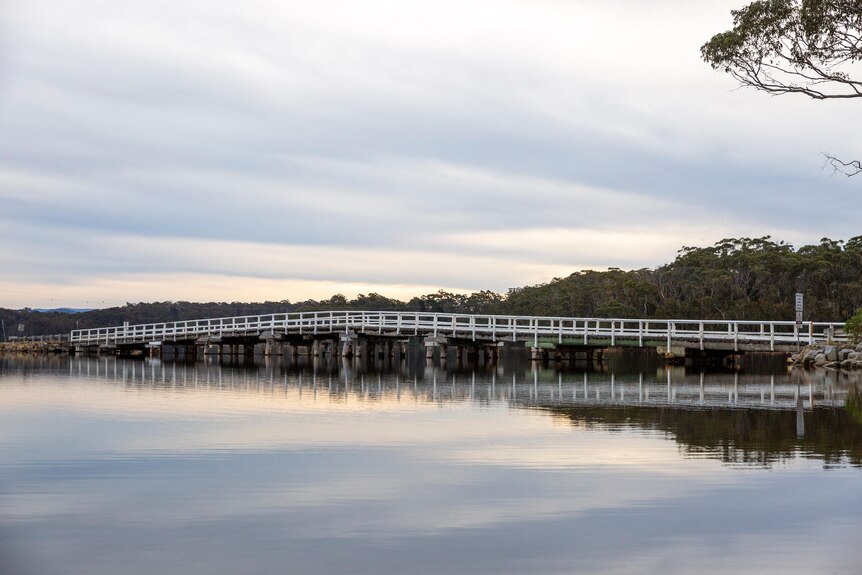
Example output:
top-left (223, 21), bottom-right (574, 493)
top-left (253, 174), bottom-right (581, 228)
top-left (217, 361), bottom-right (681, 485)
top-left (846, 307), bottom-right (862, 343)
top-left (701, 0), bottom-right (862, 175)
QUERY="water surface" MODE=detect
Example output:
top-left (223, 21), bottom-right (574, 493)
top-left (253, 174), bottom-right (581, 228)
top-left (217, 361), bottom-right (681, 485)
top-left (1, 354), bottom-right (861, 574)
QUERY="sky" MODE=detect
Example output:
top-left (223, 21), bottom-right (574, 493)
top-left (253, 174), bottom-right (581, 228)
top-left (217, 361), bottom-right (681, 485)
top-left (0, 0), bottom-right (859, 309)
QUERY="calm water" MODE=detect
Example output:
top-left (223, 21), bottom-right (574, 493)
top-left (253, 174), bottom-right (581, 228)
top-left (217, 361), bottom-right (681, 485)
top-left (2, 353), bottom-right (861, 575)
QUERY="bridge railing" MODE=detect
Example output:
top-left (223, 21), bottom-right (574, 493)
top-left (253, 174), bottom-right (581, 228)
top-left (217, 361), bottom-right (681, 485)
top-left (68, 310), bottom-right (847, 348)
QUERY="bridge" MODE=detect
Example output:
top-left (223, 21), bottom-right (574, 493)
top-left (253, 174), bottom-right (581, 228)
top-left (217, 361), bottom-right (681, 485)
top-left (69, 311), bottom-right (845, 362)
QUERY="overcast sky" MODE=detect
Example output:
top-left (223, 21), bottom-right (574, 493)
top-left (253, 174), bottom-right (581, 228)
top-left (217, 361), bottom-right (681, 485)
top-left (0, 0), bottom-right (859, 309)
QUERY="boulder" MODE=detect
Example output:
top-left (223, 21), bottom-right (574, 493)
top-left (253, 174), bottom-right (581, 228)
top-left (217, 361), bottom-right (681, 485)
top-left (841, 358), bottom-right (856, 369)
top-left (823, 361), bottom-right (840, 369)
top-left (814, 353), bottom-right (827, 366)
top-left (848, 351), bottom-right (860, 361)
top-left (823, 345), bottom-right (838, 362)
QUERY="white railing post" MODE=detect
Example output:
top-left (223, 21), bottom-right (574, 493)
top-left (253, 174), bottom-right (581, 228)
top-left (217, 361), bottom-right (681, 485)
top-left (666, 321), bottom-right (672, 351)
top-left (734, 322), bottom-right (739, 351)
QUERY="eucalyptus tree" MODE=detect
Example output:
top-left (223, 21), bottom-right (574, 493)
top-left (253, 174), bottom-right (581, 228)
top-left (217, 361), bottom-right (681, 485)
top-left (701, 0), bottom-right (862, 174)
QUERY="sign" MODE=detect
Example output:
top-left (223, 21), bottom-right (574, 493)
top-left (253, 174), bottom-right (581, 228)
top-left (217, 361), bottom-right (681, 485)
top-left (795, 311), bottom-right (803, 323)
top-left (795, 292), bottom-right (804, 312)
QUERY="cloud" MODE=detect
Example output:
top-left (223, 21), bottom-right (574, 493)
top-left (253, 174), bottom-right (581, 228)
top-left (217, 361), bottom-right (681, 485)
top-left (0, 0), bottom-right (860, 308)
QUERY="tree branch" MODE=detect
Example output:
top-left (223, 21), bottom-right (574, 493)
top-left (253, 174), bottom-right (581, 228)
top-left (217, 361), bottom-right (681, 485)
top-left (823, 153), bottom-right (862, 176)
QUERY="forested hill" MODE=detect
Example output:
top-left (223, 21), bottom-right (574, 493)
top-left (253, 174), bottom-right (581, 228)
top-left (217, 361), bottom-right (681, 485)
top-left (3, 236), bottom-right (861, 337)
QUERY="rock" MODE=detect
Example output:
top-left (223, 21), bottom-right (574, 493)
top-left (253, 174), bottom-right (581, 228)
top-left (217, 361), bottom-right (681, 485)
top-left (814, 353), bottom-right (827, 366)
top-left (856, 342), bottom-right (862, 353)
top-left (823, 361), bottom-right (840, 369)
top-left (839, 348), bottom-right (853, 361)
top-left (823, 345), bottom-right (838, 362)
top-left (841, 358), bottom-right (855, 369)
top-left (848, 351), bottom-right (860, 361)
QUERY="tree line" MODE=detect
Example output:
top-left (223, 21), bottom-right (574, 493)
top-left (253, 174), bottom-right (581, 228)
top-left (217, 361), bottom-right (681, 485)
top-left (2, 236), bottom-right (861, 337)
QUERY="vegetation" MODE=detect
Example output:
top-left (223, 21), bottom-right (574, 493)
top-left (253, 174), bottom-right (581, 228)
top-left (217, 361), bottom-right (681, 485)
top-left (701, 0), bottom-right (862, 175)
top-left (547, 402), bottom-right (862, 468)
top-left (846, 308), bottom-right (862, 343)
top-left (2, 236), bottom-right (861, 336)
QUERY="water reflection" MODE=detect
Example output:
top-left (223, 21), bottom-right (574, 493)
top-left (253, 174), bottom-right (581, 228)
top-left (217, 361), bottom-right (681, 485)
top-left (1, 353), bottom-right (860, 469)
top-left (1, 354), bottom-right (862, 575)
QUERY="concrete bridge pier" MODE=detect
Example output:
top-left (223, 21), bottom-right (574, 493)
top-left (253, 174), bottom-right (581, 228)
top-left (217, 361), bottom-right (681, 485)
top-left (480, 343), bottom-right (499, 365)
top-left (370, 340), bottom-right (384, 361)
top-left (356, 338), bottom-right (369, 363)
top-left (263, 338), bottom-right (284, 356)
top-left (424, 335), bottom-right (448, 362)
top-left (439, 344), bottom-right (449, 367)
top-left (340, 334), bottom-right (357, 358)
top-left (177, 345), bottom-right (194, 361)
top-left (391, 340), bottom-right (406, 362)
top-left (318, 339), bottom-right (336, 357)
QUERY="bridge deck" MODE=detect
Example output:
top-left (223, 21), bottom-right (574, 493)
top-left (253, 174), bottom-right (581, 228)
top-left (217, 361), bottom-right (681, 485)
top-left (70, 311), bottom-right (846, 352)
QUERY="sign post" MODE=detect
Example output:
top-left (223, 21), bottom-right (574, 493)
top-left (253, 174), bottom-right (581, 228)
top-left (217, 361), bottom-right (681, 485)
top-left (795, 293), bottom-right (804, 350)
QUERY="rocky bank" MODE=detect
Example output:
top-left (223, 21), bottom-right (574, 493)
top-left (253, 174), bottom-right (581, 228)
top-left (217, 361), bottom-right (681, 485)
top-left (791, 342), bottom-right (862, 370)
top-left (0, 340), bottom-right (69, 354)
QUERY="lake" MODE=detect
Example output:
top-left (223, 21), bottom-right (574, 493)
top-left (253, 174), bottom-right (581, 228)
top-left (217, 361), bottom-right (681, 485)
top-left (1, 353), bottom-right (861, 574)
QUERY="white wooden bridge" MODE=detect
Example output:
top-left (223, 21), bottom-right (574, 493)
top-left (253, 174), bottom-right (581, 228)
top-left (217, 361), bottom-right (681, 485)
top-left (69, 310), bottom-right (845, 356)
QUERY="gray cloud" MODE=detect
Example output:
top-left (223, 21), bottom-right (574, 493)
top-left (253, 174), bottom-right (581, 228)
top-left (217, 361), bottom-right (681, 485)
top-left (1, 0), bottom-right (860, 306)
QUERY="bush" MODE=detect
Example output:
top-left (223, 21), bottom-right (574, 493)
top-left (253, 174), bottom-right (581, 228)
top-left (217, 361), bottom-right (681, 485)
top-left (847, 308), bottom-right (862, 344)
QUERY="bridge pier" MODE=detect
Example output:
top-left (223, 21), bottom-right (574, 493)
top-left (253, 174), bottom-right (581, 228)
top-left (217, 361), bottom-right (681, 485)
top-left (264, 339), bottom-right (283, 356)
top-left (340, 334), bottom-right (356, 358)
top-left (424, 335), bottom-right (449, 363)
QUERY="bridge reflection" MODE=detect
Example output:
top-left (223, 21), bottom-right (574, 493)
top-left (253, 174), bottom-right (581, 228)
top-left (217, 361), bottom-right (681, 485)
top-left (2, 354), bottom-right (861, 468)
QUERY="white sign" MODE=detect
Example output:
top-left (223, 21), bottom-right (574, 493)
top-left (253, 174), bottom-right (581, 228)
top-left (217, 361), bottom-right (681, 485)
top-left (795, 293), bottom-right (804, 312)
top-left (795, 311), bottom-right (803, 323)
